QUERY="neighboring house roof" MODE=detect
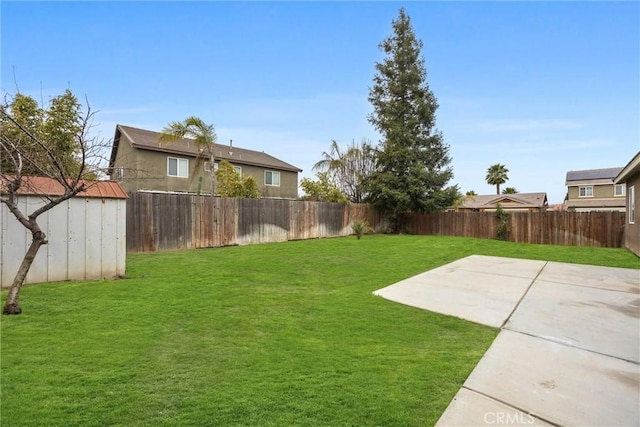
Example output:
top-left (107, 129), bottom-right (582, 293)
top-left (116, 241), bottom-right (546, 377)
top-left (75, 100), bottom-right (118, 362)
top-left (614, 151), bottom-right (640, 184)
top-left (565, 167), bottom-right (623, 185)
top-left (109, 124), bottom-right (302, 173)
top-left (1, 176), bottom-right (128, 199)
top-left (459, 193), bottom-right (548, 210)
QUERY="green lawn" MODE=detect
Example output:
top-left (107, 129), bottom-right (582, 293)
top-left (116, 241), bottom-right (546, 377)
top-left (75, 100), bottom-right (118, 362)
top-left (2, 235), bottom-right (638, 426)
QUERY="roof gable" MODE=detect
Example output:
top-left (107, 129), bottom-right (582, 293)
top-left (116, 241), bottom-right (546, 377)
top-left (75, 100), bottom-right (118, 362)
top-left (460, 193), bottom-right (548, 209)
top-left (492, 196), bottom-right (527, 205)
top-left (112, 124), bottom-right (302, 173)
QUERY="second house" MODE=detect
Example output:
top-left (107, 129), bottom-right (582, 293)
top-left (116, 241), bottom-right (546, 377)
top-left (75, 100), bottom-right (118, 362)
top-left (109, 125), bottom-right (302, 198)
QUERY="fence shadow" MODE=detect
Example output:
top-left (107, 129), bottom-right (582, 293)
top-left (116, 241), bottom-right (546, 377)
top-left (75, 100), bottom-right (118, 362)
top-left (126, 193), bottom-right (385, 252)
top-left (126, 193), bottom-right (625, 252)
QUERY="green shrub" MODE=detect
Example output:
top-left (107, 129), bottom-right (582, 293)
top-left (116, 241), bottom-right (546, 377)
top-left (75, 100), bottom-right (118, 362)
top-left (495, 204), bottom-right (509, 241)
top-left (351, 220), bottom-right (370, 239)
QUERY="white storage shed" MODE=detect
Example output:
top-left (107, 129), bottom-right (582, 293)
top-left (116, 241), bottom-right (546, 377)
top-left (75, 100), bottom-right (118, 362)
top-left (1, 178), bottom-right (128, 287)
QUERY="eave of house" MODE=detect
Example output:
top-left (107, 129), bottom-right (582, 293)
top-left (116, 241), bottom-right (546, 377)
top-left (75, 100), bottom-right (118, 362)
top-left (111, 124), bottom-right (302, 173)
top-left (108, 128), bottom-right (121, 170)
top-left (565, 179), bottom-right (614, 186)
top-left (129, 144), bottom-right (302, 172)
top-left (615, 151), bottom-right (640, 184)
top-left (565, 198), bottom-right (626, 208)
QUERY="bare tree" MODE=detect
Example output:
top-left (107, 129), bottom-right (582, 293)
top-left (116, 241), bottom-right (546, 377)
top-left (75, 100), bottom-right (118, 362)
top-left (313, 139), bottom-right (376, 203)
top-left (0, 92), bottom-right (106, 315)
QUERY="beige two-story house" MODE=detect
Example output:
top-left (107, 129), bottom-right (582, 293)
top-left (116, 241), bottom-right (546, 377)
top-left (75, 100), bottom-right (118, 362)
top-left (564, 167), bottom-right (626, 212)
top-left (108, 125), bottom-right (301, 198)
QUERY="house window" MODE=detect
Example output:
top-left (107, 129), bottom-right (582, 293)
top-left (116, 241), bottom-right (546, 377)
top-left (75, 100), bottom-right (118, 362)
top-left (204, 161), bottom-right (211, 172)
top-left (113, 166), bottom-right (124, 180)
top-left (234, 166), bottom-right (242, 176)
top-left (614, 183), bottom-right (626, 197)
top-left (168, 157), bottom-right (188, 178)
top-left (630, 185), bottom-right (635, 224)
top-left (579, 186), bottom-right (593, 197)
top-left (265, 170), bottom-right (280, 186)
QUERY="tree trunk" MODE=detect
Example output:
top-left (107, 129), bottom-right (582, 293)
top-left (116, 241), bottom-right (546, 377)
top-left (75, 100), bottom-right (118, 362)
top-left (2, 229), bottom-right (47, 315)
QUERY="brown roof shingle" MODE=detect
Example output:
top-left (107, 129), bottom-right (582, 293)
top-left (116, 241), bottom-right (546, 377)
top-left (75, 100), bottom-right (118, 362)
top-left (566, 167), bottom-right (622, 183)
top-left (115, 124), bottom-right (302, 173)
top-left (459, 193), bottom-right (548, 209)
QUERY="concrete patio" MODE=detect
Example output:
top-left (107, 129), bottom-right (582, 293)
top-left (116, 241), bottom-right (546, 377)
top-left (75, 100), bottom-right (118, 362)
top-left (373, 255), bottom-right (640, 426)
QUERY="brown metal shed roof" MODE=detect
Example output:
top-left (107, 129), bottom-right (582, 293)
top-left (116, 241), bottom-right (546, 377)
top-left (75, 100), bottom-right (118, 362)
top-left (2, 176), bottom-right (128, 199)
top-left (114, 124), bottom-right (302, 173)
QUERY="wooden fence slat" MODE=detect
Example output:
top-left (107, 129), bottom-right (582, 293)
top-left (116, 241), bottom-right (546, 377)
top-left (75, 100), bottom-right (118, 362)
top-left (125, 193), bottom-right (625, 252)
top-left (402, 211), bottom-right (625, 248)
top-left (125, 194), bottom-right (385, 252)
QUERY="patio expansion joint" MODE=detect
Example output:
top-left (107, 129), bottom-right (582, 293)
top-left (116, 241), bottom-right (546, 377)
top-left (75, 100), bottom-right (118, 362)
top-left (531, 278), bottom-right (640, 295)
top-left (502, 328), bottom-right (640, 366)
top-left (455, 267), bottom-right (544, 282)
top-left (499, 261), bottom-right (548, 329)
top-left (460, 385), bottom-right (564, 427)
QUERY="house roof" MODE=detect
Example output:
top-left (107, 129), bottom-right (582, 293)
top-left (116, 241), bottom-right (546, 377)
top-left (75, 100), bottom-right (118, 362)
top-left (459, 193), bottom-right (548, 209)
top-left (614, 151), bottom-right (640, 184)
top-left (110, 124), bottom-right (302, 173)
top-left (1, 176), bottom-right (128, 199)
top-left (566, 167), bottom-right (623, 184)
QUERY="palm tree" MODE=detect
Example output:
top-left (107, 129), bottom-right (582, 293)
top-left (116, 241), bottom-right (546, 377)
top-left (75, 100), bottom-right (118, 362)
top-left (158, 117), bottom-right (217, 194)
top-left (486, 163), bottom-right (509, 195)
top-left (502, 187), bottom-right (518, 194)
top-left (313, 140), bottom-right (346, 176)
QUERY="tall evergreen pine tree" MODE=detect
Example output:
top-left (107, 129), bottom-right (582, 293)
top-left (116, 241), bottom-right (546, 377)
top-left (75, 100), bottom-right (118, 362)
top-left (367, 8), bottom-right (458, 230)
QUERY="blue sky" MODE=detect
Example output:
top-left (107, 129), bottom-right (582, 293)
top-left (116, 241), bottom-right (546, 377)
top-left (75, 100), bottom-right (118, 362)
top-left (2, 1), bottom-right (638, 204)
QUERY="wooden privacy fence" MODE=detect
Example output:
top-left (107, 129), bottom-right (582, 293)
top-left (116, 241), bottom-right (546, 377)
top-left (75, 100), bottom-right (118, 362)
top-left (126, 192), bottom-right (385, 252)
top-left (402, 211), bottom-right (626, 248)
top-left (127, 193), bottom-right (626, 252)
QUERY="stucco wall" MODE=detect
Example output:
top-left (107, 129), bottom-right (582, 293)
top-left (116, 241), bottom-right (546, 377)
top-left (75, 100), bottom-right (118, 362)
top-left (113, 136), bottom-right (140, 192)
top-left (0, 196), bottom-right (127, 287)
top-left (113, 143), bottom-right (299, 198)
top-left (567, 183), bottom-right (626, 200)
top-left (115, 146), bottom-right (214, 194)
top-left (624, 174), bottom-right (640, 256)
top-left (233, 164), bottom-right (298, 199)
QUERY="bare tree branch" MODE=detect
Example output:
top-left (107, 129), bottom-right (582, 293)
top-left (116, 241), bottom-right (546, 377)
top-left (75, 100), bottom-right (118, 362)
top-left (0, 90), bottom-right (107, 315)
